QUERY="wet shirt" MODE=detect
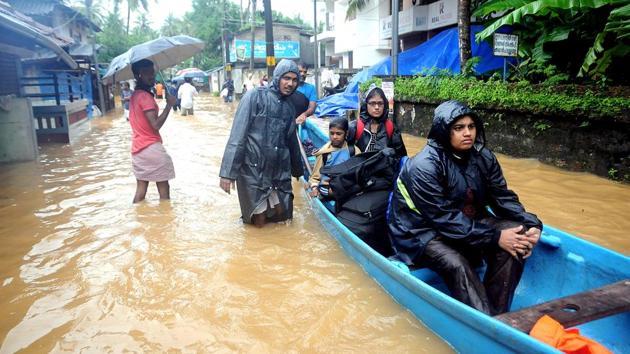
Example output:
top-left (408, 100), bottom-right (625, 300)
top-left (178, 83), bottom-right (198, 109)
top-left (129, 90), bottom-right (161, 154)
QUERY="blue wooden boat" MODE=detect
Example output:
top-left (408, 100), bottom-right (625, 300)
top-left (298, 120), bottom-right (630, 353)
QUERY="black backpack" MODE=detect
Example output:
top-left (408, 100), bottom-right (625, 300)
top-left (320, 147), bottom-right (398, 205)
top-left (336, 190), bottom-right (393, 256)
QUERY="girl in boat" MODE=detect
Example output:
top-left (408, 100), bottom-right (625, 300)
top-left (347, 85), bottom-right (407, 159)
top-left (387, 100), bottom-right (542, 315)
top-left (308, 117), bottom-right (361, 201)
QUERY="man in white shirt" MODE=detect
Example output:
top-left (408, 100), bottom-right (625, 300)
top-left (177, 77), bottom-right (198, 116)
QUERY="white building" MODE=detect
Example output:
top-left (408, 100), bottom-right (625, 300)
top-left (315, 0), bottom-right (459, 70)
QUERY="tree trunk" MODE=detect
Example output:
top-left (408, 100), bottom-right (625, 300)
top-left (458, 0), bottom-right (471, 72)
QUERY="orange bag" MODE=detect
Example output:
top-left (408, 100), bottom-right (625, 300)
top-left (529, 315), bottom-right (612, 354)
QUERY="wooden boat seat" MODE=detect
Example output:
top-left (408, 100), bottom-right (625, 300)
top-left (495, 279), bottom-right (630, 333)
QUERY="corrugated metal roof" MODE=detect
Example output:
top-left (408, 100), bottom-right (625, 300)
top-left (7, 0), bottom-right (101, 32)
top-left (0, 1), bottom-right (73, 46)
top-left (6, 0), bottom-right (57, 16)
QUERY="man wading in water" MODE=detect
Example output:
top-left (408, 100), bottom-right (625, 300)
top-left (219, 59), bottom-right (303, 227)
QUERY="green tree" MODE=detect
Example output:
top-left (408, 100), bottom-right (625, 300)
top-left (474, 0), bottom-right (630, 81)
top-left (96, 10), bottom-right (129, 63)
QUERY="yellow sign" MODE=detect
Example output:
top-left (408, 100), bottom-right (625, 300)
top-left (225, 63), bottom-right (232, 72)
top-left (266, 56), bottom-right (276, 66)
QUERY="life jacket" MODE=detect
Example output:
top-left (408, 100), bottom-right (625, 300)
top-left (355, 118), bottom-right (394, 141)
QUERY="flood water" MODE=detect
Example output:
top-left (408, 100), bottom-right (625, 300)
top-left (0, 94), bottom-right (628, 353)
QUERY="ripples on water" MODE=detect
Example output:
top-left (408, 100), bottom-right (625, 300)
top-left (1, 95), bottom-right (629, 353)
top-left (0, 96), bottom-right (448, 353)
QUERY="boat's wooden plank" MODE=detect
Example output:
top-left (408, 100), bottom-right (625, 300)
top-left (495, 279), bottom-right (630, 333)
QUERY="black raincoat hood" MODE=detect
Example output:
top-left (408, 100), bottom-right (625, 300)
top-left (270, 59), bottom-right (300, 96)
top-left (427, 100), bottom-right (486, 153)
top-left (359, 85), bottom-right (389, 121)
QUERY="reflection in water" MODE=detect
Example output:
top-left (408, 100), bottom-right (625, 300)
top-left (0, 95), bottom-right (446, 353)
top-left (0, 94), bottom-right (628, 353)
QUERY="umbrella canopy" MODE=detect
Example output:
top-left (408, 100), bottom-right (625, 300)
top-left (175, 67), bottom-right (205, 76)
top-left (102, 35), bottom-right (205, 84)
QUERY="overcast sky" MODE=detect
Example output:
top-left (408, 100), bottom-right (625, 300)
top-left (97, 0), bottom-right (325, 30)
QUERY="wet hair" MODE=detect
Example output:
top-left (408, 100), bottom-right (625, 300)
top-left (329, 117), bottom-right (349, 132)
top-left (296, 61), bottom-right (308, 70)
top-left (131, 59), bottom-right (154, 76)
top-left (184, 77), bottom-right (192, 83)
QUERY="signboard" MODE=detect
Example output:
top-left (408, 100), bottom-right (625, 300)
top-left (381, 80), bottom-right (395, 113)
top-left (427, 0), bottom-right (457, 30)
top-left (493, 33), bottom-right (519, 57)
top-left (229, 39), bottom-right (300, 62)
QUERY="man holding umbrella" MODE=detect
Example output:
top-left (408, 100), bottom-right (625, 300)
top-left (129, 59), bottom-right (177, 203)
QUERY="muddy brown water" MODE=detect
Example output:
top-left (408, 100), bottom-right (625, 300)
top-left (0, 94), bottom-right (628, 353)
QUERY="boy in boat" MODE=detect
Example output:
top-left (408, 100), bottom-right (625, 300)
top-left (388, 100), bottom-right (542, 315)
top-left (308, 117), bottom-right (361, 201)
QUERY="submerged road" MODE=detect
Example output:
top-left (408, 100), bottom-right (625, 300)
top-left (0, 93), bottom-right (628, 353)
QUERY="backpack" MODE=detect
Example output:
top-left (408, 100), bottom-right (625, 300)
top-left (320, 147), bottom-right (398, 205)
top-left (355, 118), bottom-right (394, 141)
top-left (336, 190), bottom-right (393, 256)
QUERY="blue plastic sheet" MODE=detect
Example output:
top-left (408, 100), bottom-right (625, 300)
top-left (316, 25), bottom-right (513, 117)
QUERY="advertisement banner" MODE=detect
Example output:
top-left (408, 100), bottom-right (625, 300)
top-left (230, 39), bottom-right (300, 62)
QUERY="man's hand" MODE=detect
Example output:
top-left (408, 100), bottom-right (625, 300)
top-left (295, 113), bottom-right (307, 125)
top-left (521, 227), bottom-right (541, 258)
top-left (497, 225), bottom-right (530, 258)
top-left (220, 177), bottom-right (235, 194)
top-left (165, 92), bottom-right (177, 107)
top-left (309, 186), bottom-right (319, 197)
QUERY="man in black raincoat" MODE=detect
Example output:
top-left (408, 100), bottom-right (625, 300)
top-left (388, 100), bottom-right (542, 315)
top-left (219, 60), bottom-right (303, 227)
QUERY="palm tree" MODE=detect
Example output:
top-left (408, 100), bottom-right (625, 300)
top-left (113, 0), bottom-right (152, 35)
top-left (345, 0), bottom-right (370, 21)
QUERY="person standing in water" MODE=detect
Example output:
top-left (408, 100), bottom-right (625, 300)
top-left (128, 59), bottom-right (176, 203)
top-left (219, 60), bottom-right (303, 227)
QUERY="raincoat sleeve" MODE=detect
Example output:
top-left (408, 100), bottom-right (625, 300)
top-left (219, 90), bottom-right (256, 180)
top-left (406, 160), bottom-right (500, 246)
top-left (289, 123), bottom-right (304, 178)
top-left (482, 152), bottom-right (543, 230)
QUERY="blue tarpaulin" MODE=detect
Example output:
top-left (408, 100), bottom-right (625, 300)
top-left (316, 25), bottom-right (511, 117)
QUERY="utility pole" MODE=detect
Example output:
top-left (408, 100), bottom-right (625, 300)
top-left (250, 0), bottom-right (256, 70)
top-left (313, 0), bottom-right (319, 99)
top-left (391, 0), bottom-right (399, 76)
top-left (263, 0), bottom-right (275, 78)
top-left (85, 0), bottom-right (106, 115)
top-left (222, 0), bottom-right (230, 81)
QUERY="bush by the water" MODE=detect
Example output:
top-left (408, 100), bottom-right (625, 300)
top-left (395, 74), bottom-right (630, 121)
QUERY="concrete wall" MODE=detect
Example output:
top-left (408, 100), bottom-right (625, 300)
top-left (396, 100), bottom-right (630, 183)
top-left (0, 96), bottom-right (38, 163)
